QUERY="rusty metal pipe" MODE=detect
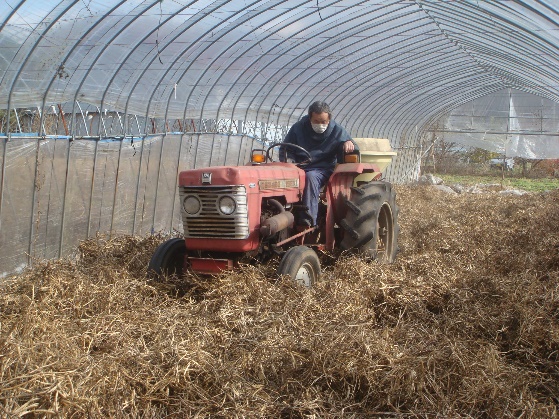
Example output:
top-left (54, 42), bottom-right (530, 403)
top-left (260, 211), bottom-right (294, 237)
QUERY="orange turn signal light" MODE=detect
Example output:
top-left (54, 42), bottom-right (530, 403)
top-left (344, 154), bottom-right (359, 163)
top-left (252, 153), bottom-right (266, 163)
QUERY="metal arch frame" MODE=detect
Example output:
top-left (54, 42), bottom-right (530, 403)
top-left (433, 22), bottom-right (559, 82)
top-left (2, 1), bottom-right (559, 141)
top-left (210, 0), bottom-right (323, 128)
top-left (239, 4), bottom-right (407, 130)
top-left (114, 0), bottom-right (223, 233)
top-left (181, 0), bottom-right (296, 163)
top-left (43, 1), bottom-right (160, 137)
top-left (312, 20), bottom-right (446, 119)
top-left (414, 1), bottom-right (515, 92)
top-left (158, 0), bottom-right (262, 129)
top-left (0, 0), bottom-right (27, 233)
top-left (345, 58), bottom-right (499, 138)
top-left (363, 62), bottom-right (504, 139)
top-left (421, 0), bottom-right (559, 82)
top-left (323, 37), bottom-right (459, 136)
top-left (154, 0), bottom-right (272, 133)
top-left (371, 73), bottom-right (503, 143)
top-left (357, 72), bottom-right (492, 141)
top-left (357, 65), bottom-right (491, 140)
top-left (132, 0), bottom-right (243, 178)
top-left (187, 0), bottom-right (288, 133)
top-left (5, 1), bottom-right (80, 136)
top-left (36, 1), bottom-right (130, 137)
top-left (171, 0), bottom-right (559, 139)
top-left (175, 0), bottom-right (289, 123)
top-left (344, 0), bottom-right (559, 139)
top-left (285, 33), bottom-right (462, 136)
top-left (535, 0), bottom-right (559, 16)
top-left (426, 5), bottom-right (559, 85)
top-left (121, 0), bottom-right (216, 136)
top-left (354, 60), bottom-right (504, 135)
top-left (141, 4), bottom-right (237, 134)
top-left (368, 0), bottom-right (559, 138)
top-left (443, 40), bottom-right (559, 100)
top-left (159, 1), bottom-right (280, 167)
top-left (414, 4), bottom-right (557, 101)
top-left (387, 83), bottom-right (503, 142)
top-left (1, 0), bottom-right (79, 262)
top-left (452, 0), bottom-right (559, 54)
top-left (269, 5), bottom-right (424, 129)
top-left (94, 1), bottom-right (165, 137)
top-left (45, 1), bottom-right (162, 240)
top-left (255, 1), bottom-right (413, 129)
top-left (352, 63), bottom-right (484, 139)
top-left (237, 0), bottom-right (395, 124)
top-left (279, 19), bottom-right (451, 133)
top-left (0, 0), bottom-right (27, 89)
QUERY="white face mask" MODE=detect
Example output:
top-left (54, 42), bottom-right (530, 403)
top-left (311, 123), bottom-right (328, 134)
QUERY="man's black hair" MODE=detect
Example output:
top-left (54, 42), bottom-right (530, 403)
top-left (308, 101), bottom-right (332, 118)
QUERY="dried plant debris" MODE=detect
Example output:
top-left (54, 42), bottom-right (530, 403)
top-left (1, 186), bottom-right (558, 417)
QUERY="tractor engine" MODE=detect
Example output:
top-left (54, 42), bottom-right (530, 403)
top-left (176, 163), bottom-right (306, 272)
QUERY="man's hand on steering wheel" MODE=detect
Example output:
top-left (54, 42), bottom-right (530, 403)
top-left (266, 142), bottom-right (312, 168)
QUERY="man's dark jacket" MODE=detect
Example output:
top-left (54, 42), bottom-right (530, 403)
top-left (282, 115), bottom-right (358, 171)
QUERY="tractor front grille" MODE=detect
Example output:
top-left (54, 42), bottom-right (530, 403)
top-left (179, 185), bottom-right (249, 239)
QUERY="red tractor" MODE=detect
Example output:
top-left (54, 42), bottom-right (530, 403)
top-left (148, 138), bottom-right (399, 286)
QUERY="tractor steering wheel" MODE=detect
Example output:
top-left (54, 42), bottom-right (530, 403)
top-left (266, 142), bottom-right (312, 168)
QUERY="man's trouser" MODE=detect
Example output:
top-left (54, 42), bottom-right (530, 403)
top-left (301, 168), bottom-right (333, 226)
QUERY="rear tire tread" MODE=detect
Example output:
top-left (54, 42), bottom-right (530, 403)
top-left (339, 181), bottom-right (399, 263)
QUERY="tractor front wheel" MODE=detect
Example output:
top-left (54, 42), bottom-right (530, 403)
top-left (148, 238), bottom-right (187, 279)
top-left (340, 181), bottom-right (399, 262)
top-left (277, 246), bottom-right (321, 287)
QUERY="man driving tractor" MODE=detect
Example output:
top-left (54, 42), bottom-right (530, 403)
top-left (149, 101), bottom-right (398, 286)
top-left (281, 101), bottom-right (359, 226)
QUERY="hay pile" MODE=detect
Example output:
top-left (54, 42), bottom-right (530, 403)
top-left (1, 186), bottom-right (558, 417)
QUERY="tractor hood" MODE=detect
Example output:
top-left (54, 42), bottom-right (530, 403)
top-left (179, 163), bottom-right (305, 200)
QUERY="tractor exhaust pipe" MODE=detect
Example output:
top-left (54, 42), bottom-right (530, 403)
top-left (260, 212), bottom-right (294, 237)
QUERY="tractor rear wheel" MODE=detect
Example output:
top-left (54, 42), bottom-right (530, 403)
top-left (277, 246), bottom-right (321, 287)
top-left (148, 238), bottom-right (187, 279)
top-left (340, 181), bottom-right (399, 262)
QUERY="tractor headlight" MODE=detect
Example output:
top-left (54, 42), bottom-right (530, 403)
top-left (183, 195), bottom-right (201, 214)
top-left (218, 196), bottom-right (236, 215)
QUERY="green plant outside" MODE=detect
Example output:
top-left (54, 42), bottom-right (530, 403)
top-left (437, 174), bottom-right (559, 192)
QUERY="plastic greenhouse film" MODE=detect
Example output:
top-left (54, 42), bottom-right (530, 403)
top-left (0, 138), bottom-right (37, 277)
top-left (152, 135), bottom-right (182, 234)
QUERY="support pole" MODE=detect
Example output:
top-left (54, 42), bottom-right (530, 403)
top-left (58, 137), bottom-right (73, 258)
top-left (0, 134), bottom-right (9, 234)
top-left (132, 136), bottom-right (147, 235)
top-left (86, 138), bottom-right (100, 238)
top-left (109, 138), bottom-right (124, 238)
top-left (151, 135), bottom-right (165, 233)
top-left (58, 104), bottom-right (69, 135)
top-left (27, 138), bottom-right (42, 265)
top-left (170, 133), bottom-right (185, 232)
